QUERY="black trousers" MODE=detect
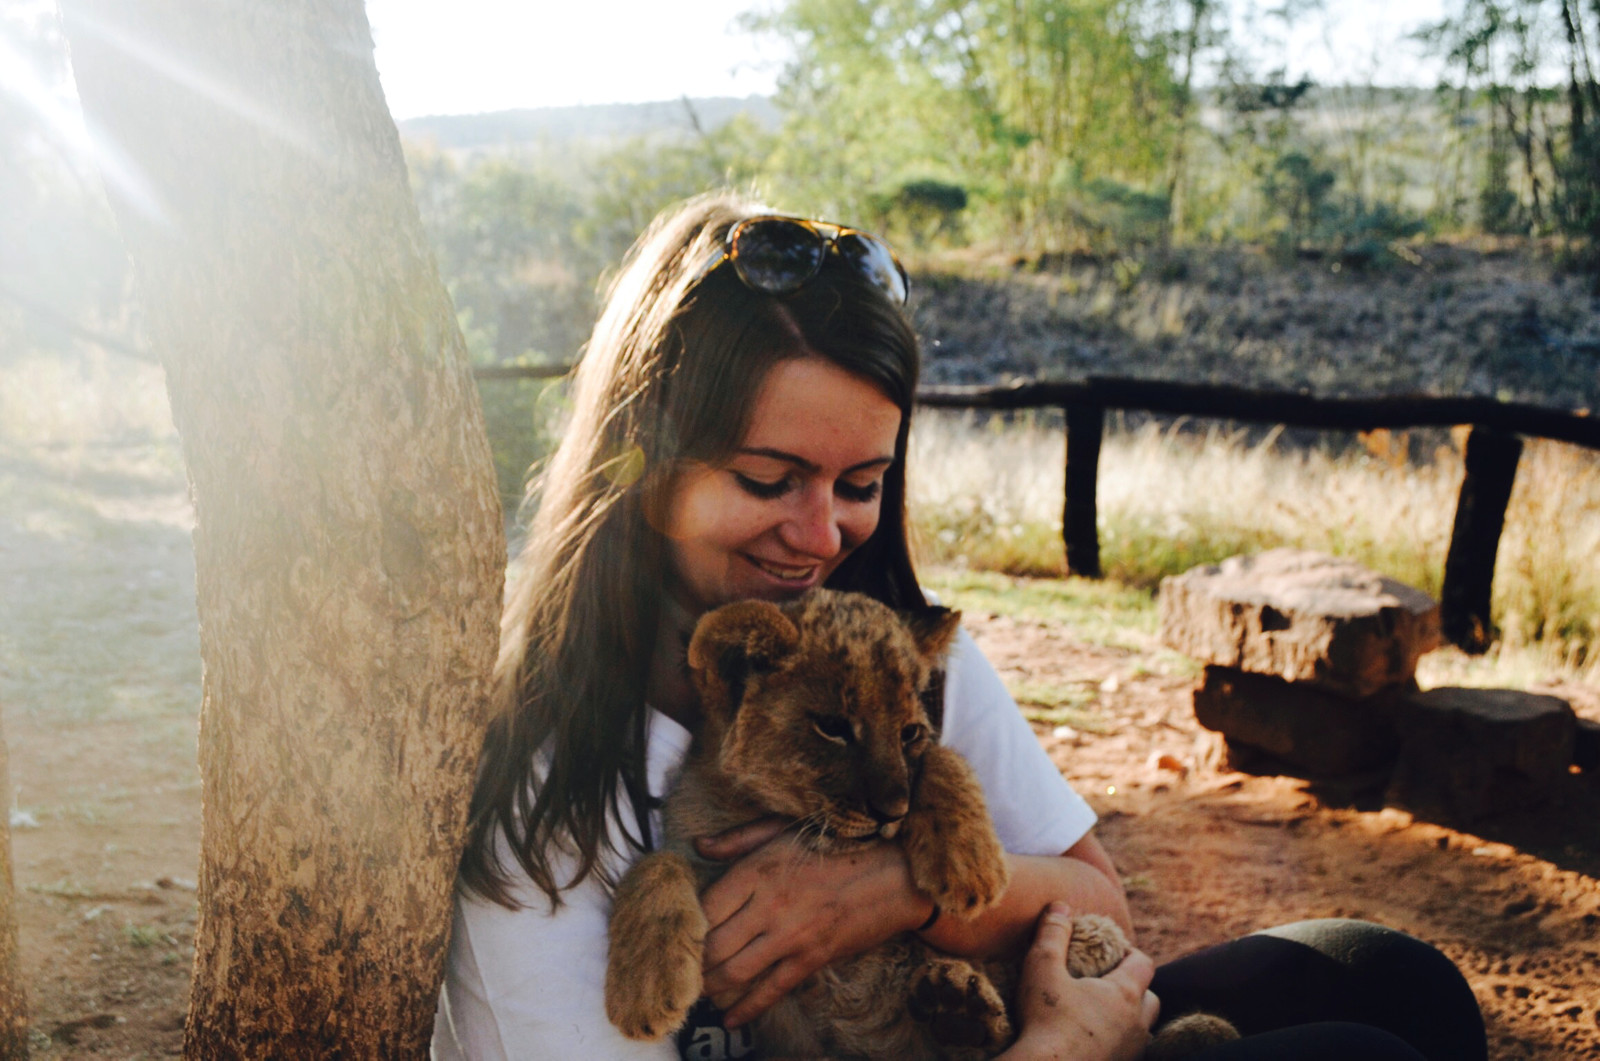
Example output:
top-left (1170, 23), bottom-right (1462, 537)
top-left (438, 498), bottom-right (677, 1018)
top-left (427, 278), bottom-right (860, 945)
top-left (1151, 919), bottom-right (1487, 1061)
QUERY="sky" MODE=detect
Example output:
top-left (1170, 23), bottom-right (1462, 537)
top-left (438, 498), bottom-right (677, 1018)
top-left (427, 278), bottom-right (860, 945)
top-left (365, 0), bottom-right (1452, 121)
top-left (365, 0), bottom-right (785, 119)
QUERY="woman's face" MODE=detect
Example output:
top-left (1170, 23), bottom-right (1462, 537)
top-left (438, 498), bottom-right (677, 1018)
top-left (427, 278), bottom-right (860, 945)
top-left (663, 357), bottom-right (902, 616)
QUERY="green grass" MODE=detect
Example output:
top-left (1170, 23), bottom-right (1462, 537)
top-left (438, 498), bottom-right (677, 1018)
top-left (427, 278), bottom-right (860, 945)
top-left (25, 877), bottom-right (95, 899)
top-left (922, 568), bottom-right (1161, 652)
top-left (124, 923), bottom-right (178, 949)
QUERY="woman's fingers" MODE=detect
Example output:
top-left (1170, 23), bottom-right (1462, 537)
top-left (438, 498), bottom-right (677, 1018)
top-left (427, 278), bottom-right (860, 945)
top-left (1141, 989), bottom-right (1161, 1030)
top-left (698, 855), bottom-right (764, 932)
top-left (1024, 901), bottom-right (1075, 971)
top-left (694, 816), bottom-right (788, 863)
top-left (702, 924), bottom-right (779, 999)
top-left (720, 956), bottom-right (812, 1028)
top-left (1107, 947), bottom-right (1156, 996)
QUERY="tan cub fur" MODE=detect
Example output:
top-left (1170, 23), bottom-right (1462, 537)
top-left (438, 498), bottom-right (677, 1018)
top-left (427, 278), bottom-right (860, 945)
top-left (604, 589), bottom-right (1151, 1059)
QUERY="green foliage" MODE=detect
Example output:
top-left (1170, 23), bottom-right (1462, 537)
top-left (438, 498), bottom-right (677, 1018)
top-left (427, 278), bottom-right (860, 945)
top-left (476, 372), bottom-right (569, 513)
top-left (1077, 178), bottom-right (1172, 248)
top-left (1478, 120), bottom-right (1521, 233)
top-left (405, 114), bottom-right (772, 509)
top-left (579, 112), bottom-right (776, 261)
top-left (1553, 123), bottom-right (1600, 275)
top-left (869, 178), bottom-right (970, 247)
top-left (1417, 0), bottom-right (1600, 269)
top-left (409, 148), bottom-right (597, 367)
top-left (748, 0), bottom-right (1185, 251)
top-left (1262, 151), bottom-right (1337, 240)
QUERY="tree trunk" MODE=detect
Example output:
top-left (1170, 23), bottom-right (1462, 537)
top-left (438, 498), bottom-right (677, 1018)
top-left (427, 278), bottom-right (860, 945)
top-left (0, 716), bottom-right (26, 1060)
top-left (59, 2), bottom-right (505, 1056)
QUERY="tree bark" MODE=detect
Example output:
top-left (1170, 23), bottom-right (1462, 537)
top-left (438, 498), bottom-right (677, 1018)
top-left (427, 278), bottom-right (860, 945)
top-left (0, 715), bottom-right (26, 1060)
top-left (59, 2), bottom-right (505, 1056)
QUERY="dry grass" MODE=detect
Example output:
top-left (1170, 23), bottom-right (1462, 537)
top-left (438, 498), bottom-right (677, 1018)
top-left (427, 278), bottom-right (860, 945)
top-left (0, 350), bottom-right (176, 450)
top-left (908, 410), bottom-right (1600, 684)
top-left (8, 351), bottom-right (1595, 687)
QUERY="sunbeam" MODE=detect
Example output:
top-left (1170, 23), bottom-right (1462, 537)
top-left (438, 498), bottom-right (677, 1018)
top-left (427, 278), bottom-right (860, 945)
top-left (57, 5), bottom-right (323, 159)
top-left (0, 16), bottom-right (167, 223)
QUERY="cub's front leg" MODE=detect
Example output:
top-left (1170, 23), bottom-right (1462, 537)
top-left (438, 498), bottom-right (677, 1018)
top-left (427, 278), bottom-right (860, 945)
top-left (900, 745), bottom-right (1010, 917)
top-left (605, 851), bottom-right (709, 1041)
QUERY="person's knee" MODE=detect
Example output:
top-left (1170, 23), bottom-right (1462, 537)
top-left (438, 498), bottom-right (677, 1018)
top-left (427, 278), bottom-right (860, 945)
top-left (1186, 1021), bottom-right (1426, 1061)
top-left (1252, 919), bottom-right (1467, 994)
top-left (1251, 920), bottom-right (1486, 1061)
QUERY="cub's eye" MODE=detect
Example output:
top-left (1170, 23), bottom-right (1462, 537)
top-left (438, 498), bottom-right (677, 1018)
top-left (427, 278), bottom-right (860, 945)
top-left (901, 723), bottom-right (928, 746)
top-left (809, 713), bottom-right (853, 744)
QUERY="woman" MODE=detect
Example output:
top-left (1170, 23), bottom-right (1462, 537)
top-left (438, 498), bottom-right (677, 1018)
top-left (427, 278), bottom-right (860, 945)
top-left (432, 193), bottom-right (1484, 1061)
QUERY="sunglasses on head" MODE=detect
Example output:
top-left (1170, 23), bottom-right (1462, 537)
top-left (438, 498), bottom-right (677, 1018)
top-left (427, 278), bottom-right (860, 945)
top-left (694, 215), bottom-right (909, 305)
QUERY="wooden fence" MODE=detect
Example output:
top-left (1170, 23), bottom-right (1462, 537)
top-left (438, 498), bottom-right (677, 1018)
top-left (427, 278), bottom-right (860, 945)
top-left (476, 365), bottom-right (1599, 654)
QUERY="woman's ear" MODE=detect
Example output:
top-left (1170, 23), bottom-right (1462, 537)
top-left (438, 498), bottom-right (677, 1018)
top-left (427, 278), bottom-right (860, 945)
top-left (904, 605), bottom-right (962, 665)
top-left (686, 600), bottom-right (800, 722)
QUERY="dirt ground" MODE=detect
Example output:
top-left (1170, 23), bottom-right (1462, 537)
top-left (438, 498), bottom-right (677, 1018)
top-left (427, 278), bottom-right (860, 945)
top-left (3, 441), bottom-right (1598, 1059)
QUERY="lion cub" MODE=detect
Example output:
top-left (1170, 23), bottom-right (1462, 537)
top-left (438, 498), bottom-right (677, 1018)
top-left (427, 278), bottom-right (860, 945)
top-left (604, 589), bottom-right (1137, 1059)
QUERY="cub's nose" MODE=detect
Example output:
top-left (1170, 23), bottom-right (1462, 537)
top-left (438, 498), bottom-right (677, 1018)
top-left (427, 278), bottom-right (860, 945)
top-left (868, 799), bottom-right (909, 838)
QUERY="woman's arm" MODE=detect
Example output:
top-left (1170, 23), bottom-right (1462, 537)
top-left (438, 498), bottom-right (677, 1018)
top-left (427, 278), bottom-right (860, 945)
top-left (695, 824), bottom-right (1130, 1026)
top-left (922, 832), bottom-right (1132, 958)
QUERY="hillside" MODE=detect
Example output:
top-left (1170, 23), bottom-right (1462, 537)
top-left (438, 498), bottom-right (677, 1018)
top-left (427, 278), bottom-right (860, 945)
top-left (912, 244), bottom-right (1600, 413)
top-left (397, 95), bottom-right (779, 153)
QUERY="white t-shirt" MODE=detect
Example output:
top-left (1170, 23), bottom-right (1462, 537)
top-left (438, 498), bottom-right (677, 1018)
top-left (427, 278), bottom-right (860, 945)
top-left (432, 628), bottom-right (1096, 1060)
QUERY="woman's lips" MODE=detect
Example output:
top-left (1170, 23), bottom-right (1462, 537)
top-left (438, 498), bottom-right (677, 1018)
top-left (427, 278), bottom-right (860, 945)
top-left (747, 556), bottom-right (819, 583)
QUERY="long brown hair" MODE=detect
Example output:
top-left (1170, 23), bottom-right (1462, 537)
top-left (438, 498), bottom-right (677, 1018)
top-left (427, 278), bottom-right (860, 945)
top-left (459, 192), bottom-right (926, 908)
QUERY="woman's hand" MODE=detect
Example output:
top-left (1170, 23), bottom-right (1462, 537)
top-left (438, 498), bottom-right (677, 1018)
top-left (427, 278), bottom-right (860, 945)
top-left (694, 818), bottom-right (934, 1028)
top-left (1001, 902), bottom-right (1160, 1061)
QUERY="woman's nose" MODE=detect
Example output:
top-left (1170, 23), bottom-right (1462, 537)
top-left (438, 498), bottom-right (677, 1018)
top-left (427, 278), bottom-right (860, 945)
top-left (780, 485), bottom-right (843, 558)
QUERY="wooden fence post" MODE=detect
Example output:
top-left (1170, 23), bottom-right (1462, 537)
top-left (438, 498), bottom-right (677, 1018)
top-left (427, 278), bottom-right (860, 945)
top-left (1063, 401), bottom-right (1105, 578)
top-left (1441, 426), bottom-right (1523, 653)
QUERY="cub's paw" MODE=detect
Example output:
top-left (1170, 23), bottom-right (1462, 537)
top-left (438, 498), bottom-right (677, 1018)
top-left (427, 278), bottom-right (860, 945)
top-left (1065, 914), bottom-right (1129, 979)
top-left (605, 854), bottom-right (708, 1041)
top-left (604, 905), bottom-right (704, 1040)
top-left (902, 747), bottom-right (1010, 917)
top-left (904, 819), bottom-right (1009, 918)
top-left (908, 957), bottom-right (1014, 1051)
top-left (1145, 1012), bottom-right (1242, 1061)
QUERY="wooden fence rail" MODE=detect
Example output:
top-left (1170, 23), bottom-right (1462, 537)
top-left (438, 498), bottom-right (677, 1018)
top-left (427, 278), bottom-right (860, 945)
top-left (476, 365), bottom-right (1598, 653)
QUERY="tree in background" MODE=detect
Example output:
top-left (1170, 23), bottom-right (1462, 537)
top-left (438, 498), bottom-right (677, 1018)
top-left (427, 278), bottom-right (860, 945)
top-left (59, 0), bottom-right (504, 1054)
top-left (1420, 0), bottom-right (1600, 268)
top-left (749, 0), bottom-right (1187, 252)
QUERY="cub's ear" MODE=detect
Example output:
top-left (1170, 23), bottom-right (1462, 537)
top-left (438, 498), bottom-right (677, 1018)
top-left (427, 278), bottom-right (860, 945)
top-left (686, 600), bottom-right (800, 721)
top-left (904, 605), bottom-right (962, 664)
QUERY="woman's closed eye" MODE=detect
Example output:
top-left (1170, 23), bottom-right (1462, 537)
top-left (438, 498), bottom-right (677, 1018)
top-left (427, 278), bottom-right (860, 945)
top-left (732, 472), bottom-right (795, 500)
top-left (835, 479), bottom-right (882, 503)
top-left (733, 472), bottom-right (882, 504)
